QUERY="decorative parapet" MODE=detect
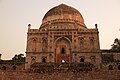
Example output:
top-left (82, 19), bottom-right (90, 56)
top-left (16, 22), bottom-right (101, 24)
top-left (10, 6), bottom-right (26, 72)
top-left (41, 19), bottom-right (86, 28)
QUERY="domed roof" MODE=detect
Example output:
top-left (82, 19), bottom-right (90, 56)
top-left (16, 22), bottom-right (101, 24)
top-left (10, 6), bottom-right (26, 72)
top-left (42, 4), bottom-right (85, 27)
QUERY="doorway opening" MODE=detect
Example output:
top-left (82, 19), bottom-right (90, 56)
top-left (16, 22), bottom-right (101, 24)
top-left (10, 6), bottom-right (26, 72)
top-left (80, 58), bottom-right (84, 62)
top-left (61, 47), bottom-right (65, 54)
top-left (42, 58), bottom-right (46, 63)
top-left (108, 65), bottom-right (113, 70)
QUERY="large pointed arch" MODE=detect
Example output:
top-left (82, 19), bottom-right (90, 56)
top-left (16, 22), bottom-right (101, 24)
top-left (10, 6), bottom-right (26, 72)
top-left (54, 37), bottom-right (72, 63)
top-left (54, 37), bottom-right (72, 47)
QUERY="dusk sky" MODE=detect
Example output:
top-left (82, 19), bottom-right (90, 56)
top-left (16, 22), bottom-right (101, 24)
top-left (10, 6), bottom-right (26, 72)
top-left (0, 0), bottom-right (120, 59)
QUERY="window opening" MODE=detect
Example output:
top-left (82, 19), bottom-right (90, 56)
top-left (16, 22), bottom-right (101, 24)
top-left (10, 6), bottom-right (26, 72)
top-left (42, 58), bottom-right (46, 63)
top-left (80, 58), bottom-right (84, 62)
top-left (61, 47), bottom-right (65, 54)
top-left (108, 65), bottom-right (113, 70)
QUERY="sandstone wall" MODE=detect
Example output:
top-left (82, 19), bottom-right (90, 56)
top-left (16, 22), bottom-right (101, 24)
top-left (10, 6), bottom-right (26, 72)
top-left (0, 71), bottom-right (120, 80)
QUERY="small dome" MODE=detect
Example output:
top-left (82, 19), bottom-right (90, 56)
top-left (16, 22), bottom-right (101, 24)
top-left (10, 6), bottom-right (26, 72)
top-left (42, 4), bottom-right (85, 27)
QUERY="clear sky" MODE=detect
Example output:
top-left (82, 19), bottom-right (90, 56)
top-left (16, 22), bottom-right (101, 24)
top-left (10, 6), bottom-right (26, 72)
top-left (0, 0), bottom-right (120, 60)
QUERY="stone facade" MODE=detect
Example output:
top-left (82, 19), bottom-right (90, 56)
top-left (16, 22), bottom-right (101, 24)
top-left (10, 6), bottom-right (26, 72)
top-left (0, 71), bottom-right (120, 80)
top-left (0, 4), bottom-right (120, 80)
top-left (101, 50), bottom-right (120, 70)
top-left (25, 4), bottom-right (101, 69)
top-left (0, 60), bottom-right (25, 71)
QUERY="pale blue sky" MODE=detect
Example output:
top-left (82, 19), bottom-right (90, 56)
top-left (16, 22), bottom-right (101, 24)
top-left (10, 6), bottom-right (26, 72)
top-left (0, 0), bottom-right (120, 59)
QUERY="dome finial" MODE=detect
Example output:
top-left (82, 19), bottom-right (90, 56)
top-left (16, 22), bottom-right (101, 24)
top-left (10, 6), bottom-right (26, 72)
top-left (95, 24), bottom-right (98, 29)
top-left (28, 24), bottom-right (31, 30)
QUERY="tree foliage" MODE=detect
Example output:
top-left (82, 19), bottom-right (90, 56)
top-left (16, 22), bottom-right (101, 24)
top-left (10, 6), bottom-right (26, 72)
top-left (12, 54), bottom-right (25, 62)
top-left (111, 38), bottom-right (120, 51)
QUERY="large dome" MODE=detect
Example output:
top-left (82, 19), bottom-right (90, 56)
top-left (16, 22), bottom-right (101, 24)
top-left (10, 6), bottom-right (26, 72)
top-left (42, 4), bottom-right (85, 27)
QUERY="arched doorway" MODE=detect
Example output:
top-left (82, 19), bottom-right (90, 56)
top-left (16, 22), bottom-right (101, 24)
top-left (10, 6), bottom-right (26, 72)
top-left (108, 65), bottom-right (113, 70)
top-left (54, 37), bottom-right (71, 63)
top-left (42, 58), bottom-right (46, 63)
top-left (61, 47), bottom-right (65, 54)
top-left (80, 58), bottom-right (84, 62)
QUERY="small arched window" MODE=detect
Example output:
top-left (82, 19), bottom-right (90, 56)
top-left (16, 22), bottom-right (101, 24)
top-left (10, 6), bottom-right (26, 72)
top-left (79, 37), bottom-right (84, 44)
top-left (42, 58), bottom-right (46, 63)
top-left (2, 66), bottom-right (6, 70)
top-left (90, 37), bottom-right (94, 43)
top-left (61, 47), bottom-right (65, 54)
top-left (108, 65), bottom-right (113, 70)
top-left (12, 66), bottom-right (17, 70)
top-left (80, 58), bottom-right (84, 62)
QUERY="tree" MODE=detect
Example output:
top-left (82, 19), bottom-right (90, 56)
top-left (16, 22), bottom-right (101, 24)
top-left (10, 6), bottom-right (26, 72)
top-left (12, 54), bottom-right (25, 62)
top-left (111, 38), bottom-right (120, 51)
top-left (12, 54), bottom-right (18, 61)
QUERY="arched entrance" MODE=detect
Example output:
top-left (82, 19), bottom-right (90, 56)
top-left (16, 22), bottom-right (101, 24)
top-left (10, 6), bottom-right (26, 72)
top-left (54, 37), bottom-right (71, 63)
top-left (80, 58), bottom-right (84, 62)
top-left (61, 47), bottom-right (65, 54)
top-left (42, 58), bottom-right (46, 63)
top-left (108, 65), bottom-right (113, 70)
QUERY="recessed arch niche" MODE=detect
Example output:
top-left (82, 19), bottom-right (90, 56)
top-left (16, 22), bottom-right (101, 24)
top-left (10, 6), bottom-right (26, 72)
top-left (54, 37), bottom-right (71, 63)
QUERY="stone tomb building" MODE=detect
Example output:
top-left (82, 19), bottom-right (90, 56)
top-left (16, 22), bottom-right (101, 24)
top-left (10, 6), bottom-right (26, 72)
top-left (26, 4), bottom-right (101, 69)
top-left (0, 4), bottom-right (120, 80)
